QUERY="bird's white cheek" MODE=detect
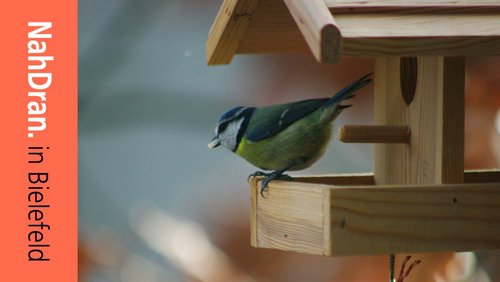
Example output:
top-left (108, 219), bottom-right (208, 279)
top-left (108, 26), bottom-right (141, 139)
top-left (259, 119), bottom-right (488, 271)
top-left (219, 118), bottom-right (244, 151)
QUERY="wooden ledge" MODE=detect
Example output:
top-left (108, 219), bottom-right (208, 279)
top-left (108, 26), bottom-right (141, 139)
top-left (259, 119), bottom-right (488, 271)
top-left (250, 170), bottom-right (500, 256)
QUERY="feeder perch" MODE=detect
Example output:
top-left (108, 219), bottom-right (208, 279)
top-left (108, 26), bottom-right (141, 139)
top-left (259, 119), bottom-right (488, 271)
top-left (206, 0), bottom-right (500, 257)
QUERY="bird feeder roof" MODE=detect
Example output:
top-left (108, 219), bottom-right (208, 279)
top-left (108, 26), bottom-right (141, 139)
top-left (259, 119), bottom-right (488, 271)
top-left (206, 0), bottom-right (500, 65)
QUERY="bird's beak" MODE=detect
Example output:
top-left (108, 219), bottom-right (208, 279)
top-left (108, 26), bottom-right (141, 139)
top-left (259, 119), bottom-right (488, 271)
top-left (207, 137), bottom-right (220, 149)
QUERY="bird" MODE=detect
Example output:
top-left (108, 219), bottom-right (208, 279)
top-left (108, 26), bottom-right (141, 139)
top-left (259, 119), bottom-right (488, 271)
top-left (208, 73), bottom-right (372, 197)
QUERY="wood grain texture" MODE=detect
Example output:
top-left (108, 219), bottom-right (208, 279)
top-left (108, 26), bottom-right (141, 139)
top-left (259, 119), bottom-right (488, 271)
top-left (335, 13), bottom-right (500, 38)
top-left (206, 0), bottom-right (259, 65)
top-left (373, 57), bottom-right (465, 185)
top-left (283, 0), bottom-right (341, 63)
top-left (250, 177), bottom-right (258, 247)
top-left (238, 0), bottom-right (308, 54)
top-left (373, 57), bottom-right (407, 185)
top-left (339, 125), bottom-right (410, 143)
top-left (328, 182), bottom-right (500, 255)
top-left (342, 37), bottom-right (500, 58)
top-left (250, 179), bottom-right (330, 255)
top-left (250, 179), bottom-right (500, 256)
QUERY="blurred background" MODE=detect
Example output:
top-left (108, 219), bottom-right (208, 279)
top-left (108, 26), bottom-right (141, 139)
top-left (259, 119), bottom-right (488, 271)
top-left (78, 0), bottom-right (500, 281)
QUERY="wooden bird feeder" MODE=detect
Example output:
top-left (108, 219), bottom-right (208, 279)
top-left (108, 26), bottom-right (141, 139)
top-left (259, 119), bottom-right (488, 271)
top-left (206, 0), bottom-right (500, 257)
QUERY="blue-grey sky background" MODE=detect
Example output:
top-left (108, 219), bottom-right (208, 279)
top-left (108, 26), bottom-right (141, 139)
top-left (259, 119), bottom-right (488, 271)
top-left (79, 1), bottom-right (374, 281)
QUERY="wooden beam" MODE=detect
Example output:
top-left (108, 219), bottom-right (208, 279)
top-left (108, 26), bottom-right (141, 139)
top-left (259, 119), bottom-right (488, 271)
top-left (341, 37), bottom-right (500, 58)
top-left (464, 169), bottom-right (500, 183)
top-left (339, 125), bottom-right (410, 143)
top-left (283, 0), bottom-right (341, 63)
top-left (334, 13), bottom-right (500, 38)
top-left (250, 178), bottom-right (500, 256)
top-left (206, 0), bottom-right (260, 65)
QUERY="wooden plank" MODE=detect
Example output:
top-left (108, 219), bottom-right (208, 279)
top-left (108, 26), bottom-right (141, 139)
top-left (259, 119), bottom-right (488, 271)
top-left (339, 125), bottom-right (410, 143)
top-left (206, 0), bottom-right (260, 65)
top-left (334, 13), bottom-right (500, 38)
top-left (290, 170), bottom-right (500, 185)
top-left (283, 0), bottom-right (341, 63)
top-left (250, 177), bottom-right (258, 247)
top-left (325, 0), bottom-right (500, 8)
top-left (238, 0), bottom-right (308, 54)
top-left (328, 182), bottom-right (500, 255)
top-left (341, 37), bottom-right (500, 58)
top-left (292, 173), bottom-right (376, 185)
top-left (250, 180), bottom-right (500, 256)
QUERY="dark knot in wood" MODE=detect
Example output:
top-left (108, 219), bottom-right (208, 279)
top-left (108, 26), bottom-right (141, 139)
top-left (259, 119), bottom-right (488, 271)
top-left (400, 57), bottom-right (418, 105)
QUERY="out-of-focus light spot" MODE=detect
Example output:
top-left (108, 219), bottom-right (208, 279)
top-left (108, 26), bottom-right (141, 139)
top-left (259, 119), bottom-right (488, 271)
top-left (172, 222), bottom-right (211, 264)
top-left (129, 202), bottom-right (255, 282)
top-left (445, 252), bottom-right (475, 281)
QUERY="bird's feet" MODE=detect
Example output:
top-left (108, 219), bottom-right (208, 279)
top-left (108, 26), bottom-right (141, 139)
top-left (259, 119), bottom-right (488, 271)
top-left (247, 171), bottom-right (268, 182)
top-left (249, 171), bottom-right (293, 198)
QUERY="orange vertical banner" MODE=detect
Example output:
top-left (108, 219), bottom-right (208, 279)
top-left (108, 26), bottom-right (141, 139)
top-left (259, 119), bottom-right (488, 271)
top-left (2, 0), bottom-right (77, 281)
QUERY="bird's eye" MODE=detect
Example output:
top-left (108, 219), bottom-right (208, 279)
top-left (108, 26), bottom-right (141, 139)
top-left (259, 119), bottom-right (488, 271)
top-left (218, 122), bottom-right (228, 133)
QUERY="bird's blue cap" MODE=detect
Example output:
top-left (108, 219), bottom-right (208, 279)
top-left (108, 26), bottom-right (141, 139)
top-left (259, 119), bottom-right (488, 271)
top-left (219, 106), bottom-right (245, 123)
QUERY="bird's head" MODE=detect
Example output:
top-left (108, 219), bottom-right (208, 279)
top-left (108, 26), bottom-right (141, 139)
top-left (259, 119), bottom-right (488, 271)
top-left (208, 106), bottom-right (254, 152)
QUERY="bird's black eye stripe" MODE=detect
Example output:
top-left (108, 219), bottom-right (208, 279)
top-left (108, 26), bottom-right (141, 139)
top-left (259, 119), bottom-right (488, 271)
top-left (218, 122), bottom-right (228, 133)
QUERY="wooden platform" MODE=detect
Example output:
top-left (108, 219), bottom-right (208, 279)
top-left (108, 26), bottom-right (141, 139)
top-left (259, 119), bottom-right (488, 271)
top-left (250, 171), bottom-right (500, 256)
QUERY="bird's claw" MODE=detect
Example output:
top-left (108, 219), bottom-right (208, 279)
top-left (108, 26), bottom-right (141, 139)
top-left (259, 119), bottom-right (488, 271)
top-left (259, 172), bottom-right (293, 198)
top-left (247, 171), bottom-right (268, 182)
top-left (260, 177), bottom-right (271, 197)
top-left (247, 171), bottom-right (294, 198)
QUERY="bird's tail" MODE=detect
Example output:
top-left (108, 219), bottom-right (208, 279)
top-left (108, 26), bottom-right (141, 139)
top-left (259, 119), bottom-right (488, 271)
top-left (325, 73), bottom-right (373, 108)
top-left (320, 73), bottom-right (373, 122)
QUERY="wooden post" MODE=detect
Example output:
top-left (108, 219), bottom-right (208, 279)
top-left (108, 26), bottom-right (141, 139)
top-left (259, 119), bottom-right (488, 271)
top-left (373, 57), bottom-right (465, 185)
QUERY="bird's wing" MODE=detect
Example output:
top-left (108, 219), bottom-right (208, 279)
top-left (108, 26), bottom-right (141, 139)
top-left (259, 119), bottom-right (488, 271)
top-left (246, 98), bottom-right (328, 142)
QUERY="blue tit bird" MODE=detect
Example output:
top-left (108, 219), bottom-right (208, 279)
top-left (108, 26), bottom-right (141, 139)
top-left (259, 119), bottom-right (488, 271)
top-left (208, 73), bottom-right (372, 197)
